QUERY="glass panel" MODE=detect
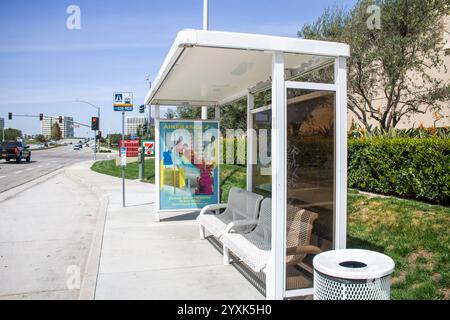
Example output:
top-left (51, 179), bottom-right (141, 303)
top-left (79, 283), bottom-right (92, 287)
top-left (252, 109), bottom-right (272, 197)
top-left (285, 88), bottom-right (335, 291)
top-left (284, 53), bottom-right (335, 84)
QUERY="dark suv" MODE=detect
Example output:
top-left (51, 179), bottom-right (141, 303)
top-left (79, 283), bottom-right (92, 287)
top-left (0, 141), bottom-right (31, 163)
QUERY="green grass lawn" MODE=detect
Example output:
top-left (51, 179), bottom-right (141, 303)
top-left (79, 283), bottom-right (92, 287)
top-left (91, 158), bottom-right (156, 183)
top-left (347, 191), bottom-right (449, 300)
top-left (91, 161), bottom-right (449, 300)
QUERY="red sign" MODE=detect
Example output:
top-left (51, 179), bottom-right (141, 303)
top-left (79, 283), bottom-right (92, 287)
top-left (119, 140), bottom-right (140, 157)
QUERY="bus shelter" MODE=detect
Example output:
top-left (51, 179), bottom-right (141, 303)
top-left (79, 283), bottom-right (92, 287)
top-left (145, 29), bottom-right (350, 299)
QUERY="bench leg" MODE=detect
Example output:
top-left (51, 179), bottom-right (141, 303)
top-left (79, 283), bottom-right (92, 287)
top-left (223, 245), bottom-right (230, 265)
top-left (199, 225), bottom-right (205, 240)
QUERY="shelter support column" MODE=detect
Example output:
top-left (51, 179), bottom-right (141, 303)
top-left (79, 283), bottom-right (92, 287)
top-left (201, 106), bottom-right (208, 120)
top-left (268, 51), bottom-right (286, 300)
top-left (154, 105), bottom-right (161, 222)
top-left (215, 105), bottom-right (220, 121)
top-left (246, 92), bottom-right (254, 192)
top-left (334, 57), bottom-right (347, 249)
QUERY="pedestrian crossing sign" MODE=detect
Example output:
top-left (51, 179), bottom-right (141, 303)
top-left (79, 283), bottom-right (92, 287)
top-left (113, 92), bottom-right (133, 111)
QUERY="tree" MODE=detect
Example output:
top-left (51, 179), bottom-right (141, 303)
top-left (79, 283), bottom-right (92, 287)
top-left (298, 0), bottom-right (450, 130)
top-left (2, 128), bottom-right (22, 141)
top-left (107, 133), bottom-right (122, 147)
top-left (51, 123), bottom-right (62, 140)
top-left (175, 104), bottom-right (248, 134)
top-left (164, 110), bottom-right (176, 119)
top-left (34, 134), bottom-right (47, 143)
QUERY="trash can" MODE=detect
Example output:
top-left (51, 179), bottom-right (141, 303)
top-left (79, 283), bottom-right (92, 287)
top-left (313, 249), bottom-right (395, 300)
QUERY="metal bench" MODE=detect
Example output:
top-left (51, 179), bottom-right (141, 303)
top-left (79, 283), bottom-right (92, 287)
top-left (196, 187), bottom-right (264, 240)
top-left (222, 198), bottom-right (321, 274)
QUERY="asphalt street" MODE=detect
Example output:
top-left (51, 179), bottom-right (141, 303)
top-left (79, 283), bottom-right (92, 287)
top-left (0, 144), bottom-right (112, 194)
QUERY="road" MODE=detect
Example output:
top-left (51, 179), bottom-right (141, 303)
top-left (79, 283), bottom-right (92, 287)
top-left (0, 144), bottom-right (113, 194)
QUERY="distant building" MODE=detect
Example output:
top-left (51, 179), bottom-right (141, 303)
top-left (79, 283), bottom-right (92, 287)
top-left (126, 116), bottom-right (146, 135)
top-left (41, 116), bottom-right (74, 139)
top-left (0, 117), bottom-right (4, 130)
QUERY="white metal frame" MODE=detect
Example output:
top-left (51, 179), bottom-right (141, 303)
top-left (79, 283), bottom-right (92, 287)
top-left (266, 54), bottom-right (347, 300)
top-left (246, 92), bottom-right (255, 192)
top-left (154, 105), bottom-right (161, 222)
top-left (268, 51), bottom-right (286, 300)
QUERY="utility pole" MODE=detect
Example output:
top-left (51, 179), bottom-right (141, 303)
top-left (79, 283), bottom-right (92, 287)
top-left (201, 0), bottom-right (209, 120)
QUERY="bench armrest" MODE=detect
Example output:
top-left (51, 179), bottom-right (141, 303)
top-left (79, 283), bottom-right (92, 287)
top-left (286, 245), bottom-right (322, 256)
top-left (223, 219), bottom-right (258, 234)
top-left (199, 203), bottom-right (228, 216)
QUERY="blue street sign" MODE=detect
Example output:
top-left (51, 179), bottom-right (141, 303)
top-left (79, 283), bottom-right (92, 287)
top-left (114, 106), bottom-right (133, 112)
top-left (114, 92), bottom-right (133, 111)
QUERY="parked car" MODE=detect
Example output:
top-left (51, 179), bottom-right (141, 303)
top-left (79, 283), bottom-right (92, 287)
top-left (73, 144), bottom-right (81, 150)
top-left (0, 141), bottom-right (31, 163)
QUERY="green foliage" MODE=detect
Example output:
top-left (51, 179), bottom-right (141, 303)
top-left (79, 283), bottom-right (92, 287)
top-left (219, 164), bottom-right (247, 202)
top-left (348, 138), bottom-right (450, 204)
top-left (299, 0), bottom-right (450, 130)
top-left (51, 123), bottom-right (62, 140)
top-left (34, 134), bottom-right (47, 143)
top-left (176, 103), bottom-right (247, 134)
top-left (107, 133), bottom-right (122, 146)
top-left (2, 128), bottom-right (23, 141)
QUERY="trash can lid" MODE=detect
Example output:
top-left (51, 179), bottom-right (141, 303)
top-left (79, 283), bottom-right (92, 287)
top-left (313, 249), bottom-right (395, 280)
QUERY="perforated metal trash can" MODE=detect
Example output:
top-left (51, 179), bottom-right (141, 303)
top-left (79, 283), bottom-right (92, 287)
top-left (313, 249), bottom-right (395, 300)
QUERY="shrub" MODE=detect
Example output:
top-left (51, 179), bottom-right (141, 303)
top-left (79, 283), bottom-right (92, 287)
top-left (348, 138), bottom-right (450, 205)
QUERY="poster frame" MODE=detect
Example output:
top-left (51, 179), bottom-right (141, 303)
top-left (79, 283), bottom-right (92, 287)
top-left (156, 119), bottom-right (221, 213)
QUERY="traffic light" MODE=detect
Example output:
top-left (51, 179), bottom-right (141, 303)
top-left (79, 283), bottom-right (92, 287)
top-left (143, 123), bottom-right (148, 132)
top-left (58, 116), bottom-right (63, 124)
top-left (139, 105), bottom-right (145, 114)
top-left (91, 117), bottom-right (99, 130)
top-left (39, 113), bottom-right (44, 121)
top-left (8, 112), bottom-right (12, 120)
top-left (96, 131), bottom-right (102, 140)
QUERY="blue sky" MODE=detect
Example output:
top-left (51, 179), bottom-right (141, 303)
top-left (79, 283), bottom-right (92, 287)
top-left (0, 0), bottom-right (357, 136)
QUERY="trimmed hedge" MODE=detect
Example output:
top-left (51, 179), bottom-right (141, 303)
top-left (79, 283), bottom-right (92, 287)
top-left (348, 138), bottom-right (450, 205)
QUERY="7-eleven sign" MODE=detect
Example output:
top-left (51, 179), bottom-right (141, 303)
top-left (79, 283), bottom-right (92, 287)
top-left (142, 140), bottom-right (155, 158)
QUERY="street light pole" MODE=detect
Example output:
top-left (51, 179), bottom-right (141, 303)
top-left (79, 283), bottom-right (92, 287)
top-left (74, 99), bottom-right (101, 161)
top-left (201, 0), bottom-right (209, 120)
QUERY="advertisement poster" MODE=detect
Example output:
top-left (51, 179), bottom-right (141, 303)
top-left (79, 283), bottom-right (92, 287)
top-left (159, 121), bottom-right (219, 210)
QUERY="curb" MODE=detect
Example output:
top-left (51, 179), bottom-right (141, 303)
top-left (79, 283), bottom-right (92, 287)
top-left (64, 162), bottom-right (109, 300)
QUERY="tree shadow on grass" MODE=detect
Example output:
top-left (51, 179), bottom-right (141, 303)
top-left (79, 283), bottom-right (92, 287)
top-left (347, 235), bottom-right (386, 253)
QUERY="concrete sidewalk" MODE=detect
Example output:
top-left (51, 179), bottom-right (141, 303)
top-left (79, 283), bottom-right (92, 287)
top-left (66, 161), bottom-right (263, 300)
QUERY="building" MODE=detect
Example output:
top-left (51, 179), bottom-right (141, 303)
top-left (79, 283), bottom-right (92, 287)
top-left (126, 116), bottom-right (146, 135)
top-left (40, 116), bottom-right (74, 139)
top-left (0, 117), bottom-right (4, 130)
